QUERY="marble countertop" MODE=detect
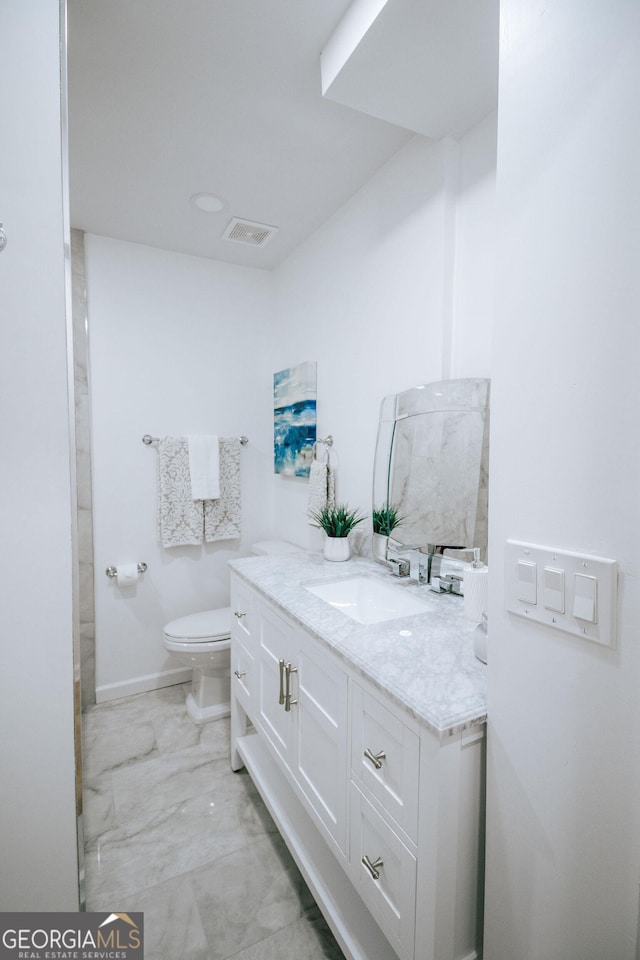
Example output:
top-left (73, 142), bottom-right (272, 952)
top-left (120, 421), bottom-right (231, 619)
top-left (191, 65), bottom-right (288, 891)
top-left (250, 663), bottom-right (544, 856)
top-left (229, 552), bottom-right (487, 738)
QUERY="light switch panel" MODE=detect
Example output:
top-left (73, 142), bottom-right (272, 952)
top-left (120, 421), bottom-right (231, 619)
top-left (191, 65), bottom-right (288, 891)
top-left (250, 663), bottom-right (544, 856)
top-left (505, 541), bottom-right (617, 648)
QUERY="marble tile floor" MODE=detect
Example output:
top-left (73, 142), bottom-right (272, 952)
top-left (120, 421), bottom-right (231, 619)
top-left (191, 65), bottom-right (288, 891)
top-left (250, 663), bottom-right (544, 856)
top-left (81, 682), bottom-right (345, 960)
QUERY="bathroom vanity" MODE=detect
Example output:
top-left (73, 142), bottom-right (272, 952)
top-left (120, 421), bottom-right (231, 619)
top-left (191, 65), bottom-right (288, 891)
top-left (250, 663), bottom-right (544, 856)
top-left (229, 552), bottom-right (487, 960)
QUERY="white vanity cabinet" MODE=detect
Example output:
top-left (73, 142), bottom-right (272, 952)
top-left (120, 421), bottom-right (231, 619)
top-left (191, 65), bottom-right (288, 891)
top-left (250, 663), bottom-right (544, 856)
top-left (230, 571), bottom-right (485, 960)
top-left (233, 582), bottom-right (349, 858)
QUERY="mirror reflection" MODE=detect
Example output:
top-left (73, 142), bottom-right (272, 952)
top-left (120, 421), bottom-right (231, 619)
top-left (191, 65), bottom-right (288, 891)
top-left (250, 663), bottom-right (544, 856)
top-left (373, 378), bottom-right (490, 586)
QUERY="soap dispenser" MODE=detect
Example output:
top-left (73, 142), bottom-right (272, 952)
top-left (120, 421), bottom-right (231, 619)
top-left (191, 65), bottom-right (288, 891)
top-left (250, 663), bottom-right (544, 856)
top-left (463, 549), bottom-right (489, 664)
top-left (463, 549), bottom-right (488, 620)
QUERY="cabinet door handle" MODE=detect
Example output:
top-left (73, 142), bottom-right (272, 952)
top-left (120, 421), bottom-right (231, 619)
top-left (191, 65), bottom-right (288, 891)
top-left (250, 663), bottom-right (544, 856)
top-left (234, 610), bottom-right (246, 619)
top-left (285, 661), bottom-right (298, 712)
top-left (362, 855), bottom-right (384, 880)
top-left (278, 658), bottom-right (286, 705)
top-left (234, 669), bottom-right (246, 679)
top-left (364, 748), bottom-right (386, 770)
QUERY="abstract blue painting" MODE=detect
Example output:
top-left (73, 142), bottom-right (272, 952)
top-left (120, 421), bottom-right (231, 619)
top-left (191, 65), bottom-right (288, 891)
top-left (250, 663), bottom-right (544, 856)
top-left (274, 361), bottom-right (317, 477)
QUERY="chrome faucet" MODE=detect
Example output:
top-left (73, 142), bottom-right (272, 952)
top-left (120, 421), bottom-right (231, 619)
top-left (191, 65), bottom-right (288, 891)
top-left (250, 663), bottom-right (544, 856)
top-left (407, 549), bottom-right (429, 584)
top-left (387, 544), bottom-right (469, 594)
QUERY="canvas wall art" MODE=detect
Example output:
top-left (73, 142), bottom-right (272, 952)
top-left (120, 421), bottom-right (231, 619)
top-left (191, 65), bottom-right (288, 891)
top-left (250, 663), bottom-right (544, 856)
top-left (273, 361), bottom-right (317, 477)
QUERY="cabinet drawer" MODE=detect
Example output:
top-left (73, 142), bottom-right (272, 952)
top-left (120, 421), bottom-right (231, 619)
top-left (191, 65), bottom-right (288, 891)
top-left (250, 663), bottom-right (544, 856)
top-left (350, 782), bottom-right (417, 960)
top-left (351, 684), bottom-right (420, 841)
top-left (231, 634), bottom-right (254, 715)
top-left (230, 575), bottom-right (254, 640)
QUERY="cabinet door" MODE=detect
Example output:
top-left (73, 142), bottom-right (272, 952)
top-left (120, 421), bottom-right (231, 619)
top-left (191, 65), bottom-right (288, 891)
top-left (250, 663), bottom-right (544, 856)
top-left (293, 634), bottom-right (349, 856)
top-left (351, 684), bottom-right (420, 842)
top-left (350, 783), bottom-right (417, 960)
top-left (256, 600), bottom-right (296, 766)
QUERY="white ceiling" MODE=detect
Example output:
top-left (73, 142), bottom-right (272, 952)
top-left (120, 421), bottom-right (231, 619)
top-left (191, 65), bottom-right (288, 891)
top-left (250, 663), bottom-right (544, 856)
top-left (66, 0), bottom-right (414, 270)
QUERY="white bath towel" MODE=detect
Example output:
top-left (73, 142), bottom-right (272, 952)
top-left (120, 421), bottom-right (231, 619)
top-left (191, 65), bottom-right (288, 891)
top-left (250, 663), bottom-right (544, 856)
top-left (307, 459), bottom-right (336, 525)
top-left (188, 434), bottom-right (220, 500)
top-left (157, 436), bottom-right (204, 547)
top-left (204, 437), bottom-right (242, 541)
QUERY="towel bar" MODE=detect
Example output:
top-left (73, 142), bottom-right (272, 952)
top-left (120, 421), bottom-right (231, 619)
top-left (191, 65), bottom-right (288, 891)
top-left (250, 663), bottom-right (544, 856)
top-left (142, 434), bottom-right (248, 445)
top-left (312, 435), bottom-right (334, 457)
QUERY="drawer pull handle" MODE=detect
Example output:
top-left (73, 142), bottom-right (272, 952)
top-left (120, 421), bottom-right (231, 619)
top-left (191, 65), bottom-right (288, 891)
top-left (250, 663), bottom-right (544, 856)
top-left (362, 855), bottom-right (384, 880)
top-left (285, 661), bottom-right (298, 712)
top-left (234, 610), bottom-right (246, 619)
top-left (278, 659), bottom-right (286, 705)
top-left (234, 669), bottom-right (246, 679)
top-left (364, 748), bottom-right (386, 770)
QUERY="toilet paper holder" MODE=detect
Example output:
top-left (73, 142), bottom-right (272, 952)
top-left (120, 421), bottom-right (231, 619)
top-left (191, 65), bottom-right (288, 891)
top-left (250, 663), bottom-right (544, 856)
top-left (105, 562), bottom-right (148, 578)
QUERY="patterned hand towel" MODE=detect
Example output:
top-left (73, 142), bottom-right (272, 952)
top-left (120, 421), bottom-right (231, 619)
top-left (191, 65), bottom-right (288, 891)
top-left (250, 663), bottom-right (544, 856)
top-left (204, 437), bottom-right (241, 541)
top-left (307, 459), bottom-right (336, 525)
top-left (157, 436), bottom-right (204, 547)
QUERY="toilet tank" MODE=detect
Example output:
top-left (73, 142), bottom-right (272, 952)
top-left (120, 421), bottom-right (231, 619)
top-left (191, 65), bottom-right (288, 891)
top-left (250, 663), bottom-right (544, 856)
top-left (250, 539), bottom-right (303, 556)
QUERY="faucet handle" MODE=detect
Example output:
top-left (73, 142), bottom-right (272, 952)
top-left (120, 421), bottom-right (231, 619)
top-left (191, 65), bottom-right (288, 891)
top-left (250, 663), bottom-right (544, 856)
top-left (430, 573), bottom-right (464, 595)
top-left (389, 558), bottom-right (410, 577)
top-left (430, 576), bottom-right (452, 594)
top-left (392, 548), bottom-right (428, 584)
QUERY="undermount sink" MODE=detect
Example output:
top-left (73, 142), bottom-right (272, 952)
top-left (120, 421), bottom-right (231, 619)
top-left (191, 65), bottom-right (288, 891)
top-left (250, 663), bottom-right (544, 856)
top-left (305, 575), bottom-right (431, 624)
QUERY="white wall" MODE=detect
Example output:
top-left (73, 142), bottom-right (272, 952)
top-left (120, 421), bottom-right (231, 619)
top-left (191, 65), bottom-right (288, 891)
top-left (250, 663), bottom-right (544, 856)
top-left (86, 235), bottom-right (275, 700)
top-left (452, 111), bottom-right (496, 380)
top-left (272, 127), bottom-right (496, 550)
top-left (0, 0), bottom-right (79, 909)
top-left (485, 1), bottom-right (640, 956)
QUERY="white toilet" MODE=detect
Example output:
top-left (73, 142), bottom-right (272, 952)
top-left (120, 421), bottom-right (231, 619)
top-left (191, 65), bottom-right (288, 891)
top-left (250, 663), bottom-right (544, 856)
top-left (164, 608), bottom-right (232, 724)
top-left (163, 540), bottom-right (302, 725)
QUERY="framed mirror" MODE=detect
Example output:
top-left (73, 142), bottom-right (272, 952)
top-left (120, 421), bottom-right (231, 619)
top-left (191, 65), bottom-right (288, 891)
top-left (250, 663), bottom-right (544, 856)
top-left (373, 378), bottom-right (490, 567)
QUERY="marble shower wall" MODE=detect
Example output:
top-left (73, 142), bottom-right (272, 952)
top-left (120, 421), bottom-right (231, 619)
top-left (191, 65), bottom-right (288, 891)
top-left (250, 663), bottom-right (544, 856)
top-left (71, 229), bottom-right (95, 708)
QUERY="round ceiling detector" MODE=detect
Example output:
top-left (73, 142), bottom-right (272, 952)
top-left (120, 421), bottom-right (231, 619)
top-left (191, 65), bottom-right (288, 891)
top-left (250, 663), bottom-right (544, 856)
top-left (190, 193), bottom-right (225, 213)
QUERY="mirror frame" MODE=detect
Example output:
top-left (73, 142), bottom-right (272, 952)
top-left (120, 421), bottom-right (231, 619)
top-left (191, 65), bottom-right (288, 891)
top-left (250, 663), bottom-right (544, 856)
top-left (372, 378), bottom-right (490, 569)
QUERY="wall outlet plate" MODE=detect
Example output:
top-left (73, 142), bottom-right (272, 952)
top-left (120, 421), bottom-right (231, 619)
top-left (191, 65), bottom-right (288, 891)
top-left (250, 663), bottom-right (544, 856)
top-left (505, 540), bottom-right (617, 649)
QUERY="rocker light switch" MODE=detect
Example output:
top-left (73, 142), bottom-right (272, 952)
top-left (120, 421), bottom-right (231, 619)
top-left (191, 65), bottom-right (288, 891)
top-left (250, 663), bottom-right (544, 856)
top-left (543, 566), bottom-right (565, 613)
top-left (516, 560), bottom-right (537, 604)
top-left (573, 573), bottom-right (597, 623)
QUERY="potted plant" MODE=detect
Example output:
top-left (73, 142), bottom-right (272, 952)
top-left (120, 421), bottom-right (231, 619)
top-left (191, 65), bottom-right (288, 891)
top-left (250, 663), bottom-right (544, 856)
top-left (309, 503), bottom-right (366, 561)
top-left (371, 503), bottom-right (405, 561)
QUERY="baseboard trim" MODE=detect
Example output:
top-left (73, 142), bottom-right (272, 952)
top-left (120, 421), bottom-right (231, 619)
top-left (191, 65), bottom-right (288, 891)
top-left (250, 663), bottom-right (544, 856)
top-left (95, 667), bottom-right (192, 703)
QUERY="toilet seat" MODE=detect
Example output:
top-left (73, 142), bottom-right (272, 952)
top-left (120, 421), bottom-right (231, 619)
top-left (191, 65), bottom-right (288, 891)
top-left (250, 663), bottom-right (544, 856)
top-left (164, 607), bottom-right (232, 642)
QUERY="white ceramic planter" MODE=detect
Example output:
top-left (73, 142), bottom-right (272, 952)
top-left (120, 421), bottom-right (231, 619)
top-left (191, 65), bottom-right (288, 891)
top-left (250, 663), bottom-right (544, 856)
top-left (372, 533), bottom-right (388, 562)
top-left (324, 536), bottom-right (351, 562)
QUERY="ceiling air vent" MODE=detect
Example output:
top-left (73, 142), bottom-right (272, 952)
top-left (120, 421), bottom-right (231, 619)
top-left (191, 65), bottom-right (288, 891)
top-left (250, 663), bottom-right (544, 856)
top-left (222, 217), bottom-right (278, 247)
